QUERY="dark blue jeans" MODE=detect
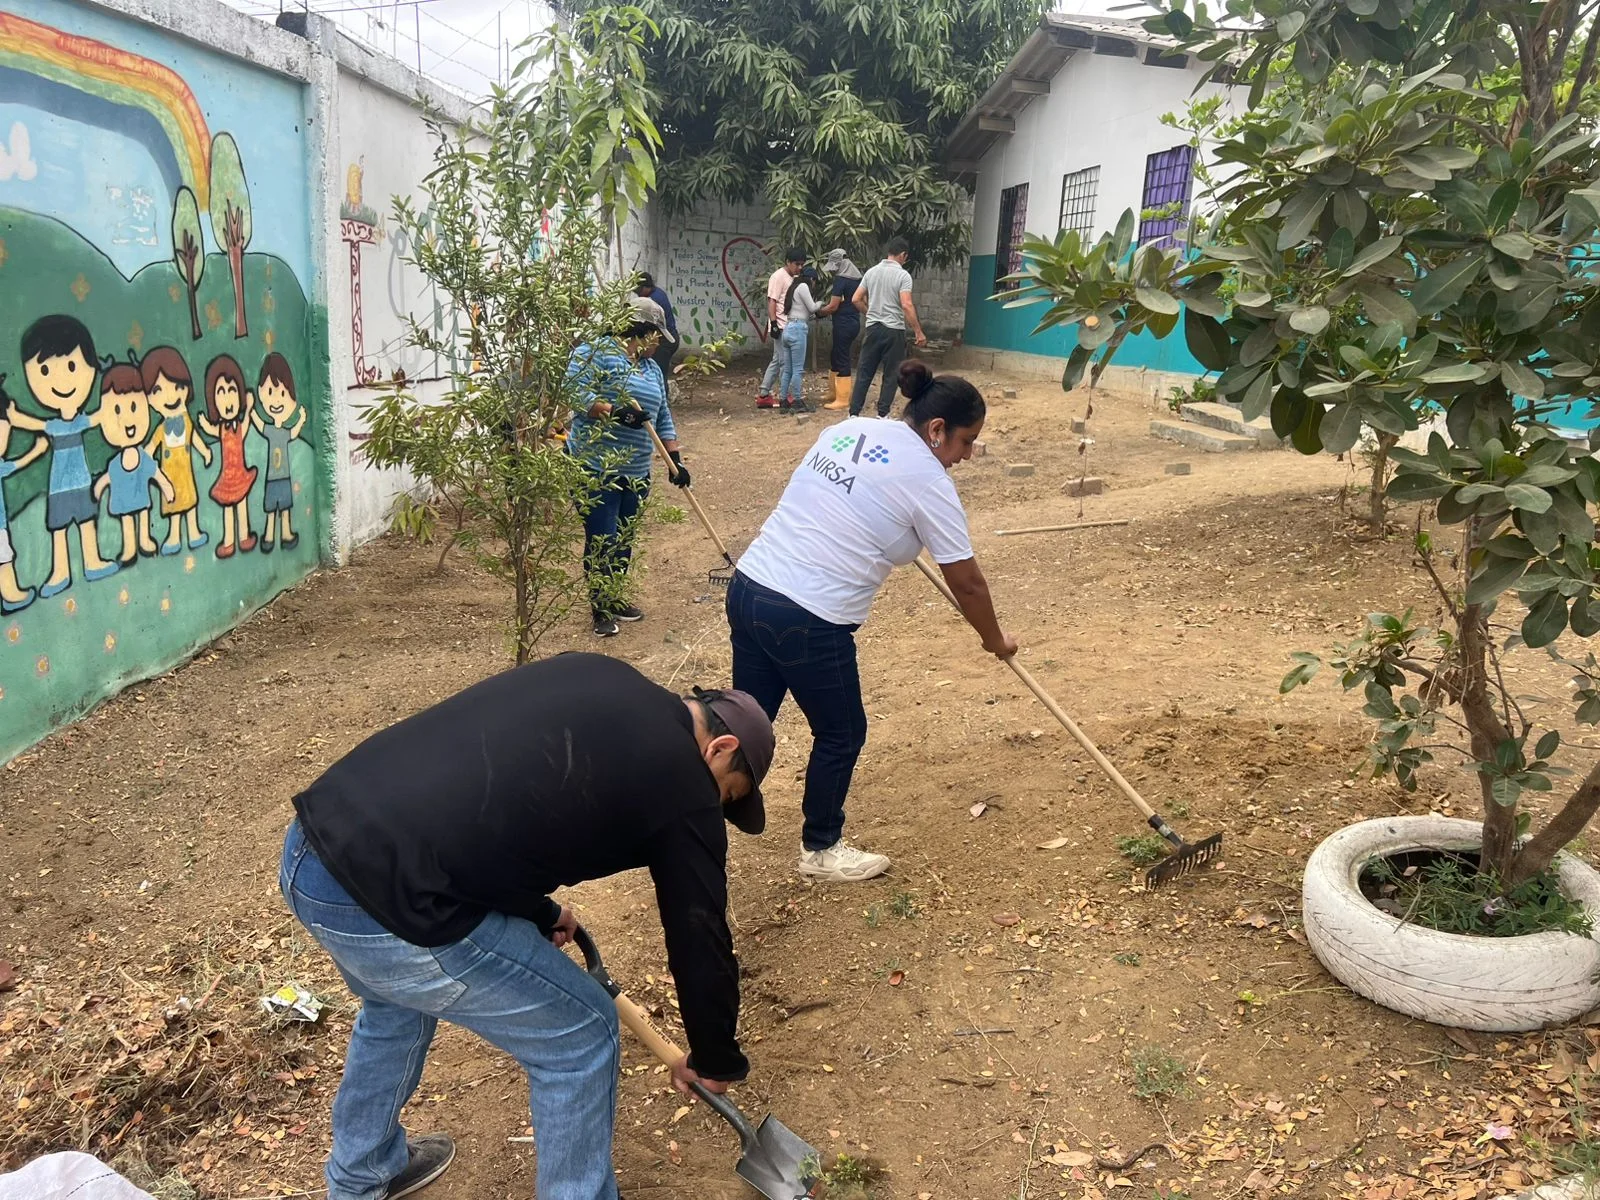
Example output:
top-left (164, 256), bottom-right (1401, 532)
top-left (581, 473), bottom-right (649, 616)
top-left (726, 572), bottom-right (868, 850)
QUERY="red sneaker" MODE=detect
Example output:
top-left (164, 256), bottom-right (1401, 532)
top-left (756, 396), bottom-right (777, 409)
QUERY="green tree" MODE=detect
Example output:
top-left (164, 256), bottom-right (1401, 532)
top-left (1009, 0), bottom-right (1600, 892)
top-left (360, 7), bottom-right (661, 663)
top-left (207, 132), bottom-right (252, 338)
top-left (561, 0), bottom-right (1046, 265)
top-left (170, 186), bottom-right (204, 342)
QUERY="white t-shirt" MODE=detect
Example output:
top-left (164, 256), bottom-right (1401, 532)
top-left (737, 417), bottom-right (974, 625)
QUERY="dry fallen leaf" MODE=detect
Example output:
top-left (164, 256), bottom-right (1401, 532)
top-left (1044, 1150), bottom-right (1095, 1168)
top-left (1037, 837), bottom-right (1070, 850)
top-left (992, 913), bottom-right (1021, 927)
top-left (1549, 1043), bottom-right (1575, 1084)
top-left (668, 1140), bottom-right (682, 1166)
top-left (671, 1105), bottom-right (691, 1124)
top-left (969, 802), bottom-right (988, 819)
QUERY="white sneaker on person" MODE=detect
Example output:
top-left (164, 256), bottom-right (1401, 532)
top-left (797, 840), bottom-right (891, 882)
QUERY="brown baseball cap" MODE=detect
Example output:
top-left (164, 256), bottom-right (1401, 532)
top-left (694, 686), bottom-right (774, 835)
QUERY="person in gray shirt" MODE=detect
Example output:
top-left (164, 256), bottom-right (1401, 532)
top-left (848, 237), bottom-right (928, 417)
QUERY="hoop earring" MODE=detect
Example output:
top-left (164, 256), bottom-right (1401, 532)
top-left (931, 438), bottom-right (942, 448)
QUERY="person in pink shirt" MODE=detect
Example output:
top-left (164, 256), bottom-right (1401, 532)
top-left (756, 247), bottom-right (806, 409)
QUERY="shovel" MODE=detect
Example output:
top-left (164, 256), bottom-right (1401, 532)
top-left (570, 925), bottom-right (821, 1199)
top-left (913, 557), bottom-right (1223, 888)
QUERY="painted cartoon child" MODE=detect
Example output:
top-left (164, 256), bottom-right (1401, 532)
top-left (8, 315), bottom-right (120, 594)
top-left (249, 353), bottom-right (306, 553)
top-left (197, 354), bottom-right (258, 559)
top-left (92, 358), bottom-right (174, 564)
top-left (142, 346), bottom-right (211, 554)
top-left (0, 378), bottom-right (49, 614)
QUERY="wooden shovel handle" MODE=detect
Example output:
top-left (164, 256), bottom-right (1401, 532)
top-left (614, 991), bottom-right (687, 1067)
top-left (912, 556), bottom-right (1159, 823)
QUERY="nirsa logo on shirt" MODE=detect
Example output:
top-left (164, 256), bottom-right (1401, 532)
top-left (809, 432), bottom-right (890, 493)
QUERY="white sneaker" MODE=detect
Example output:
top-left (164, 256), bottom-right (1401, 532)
top-left (797, 840), bottom-right (891, 882)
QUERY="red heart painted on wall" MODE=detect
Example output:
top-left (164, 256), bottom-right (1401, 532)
top-left (721, 236), bottom-right (771, 344)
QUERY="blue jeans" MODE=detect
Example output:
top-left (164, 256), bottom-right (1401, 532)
top-left (726, 572), bottom-right (867, 850)
top-left (581, 473), bottom-right (649, 617)
top-left (279, 821), bottom-right (621, 1200)
top-left (760, 334), bottom-right (782, 396)
top-left (778, 321), bottom-right (809, 406)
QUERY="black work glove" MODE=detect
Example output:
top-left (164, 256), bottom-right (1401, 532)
top-left (613, 405), bottom-right (647, 430)
top-left (668, 450), bottom-right (692, 489)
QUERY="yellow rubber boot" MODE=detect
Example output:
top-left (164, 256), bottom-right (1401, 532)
top-left (823, 374), bottom-right (850, 410)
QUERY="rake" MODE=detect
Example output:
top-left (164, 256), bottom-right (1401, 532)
top-left (644, 419), bottom-right (736, 588)
top-left (913, 557), bottom-right (1222, 889)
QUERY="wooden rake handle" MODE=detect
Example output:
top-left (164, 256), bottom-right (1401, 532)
top-left (641, 417), bottom-right (733, 564)
top-left (911, 556), bottom-right (1160, 824)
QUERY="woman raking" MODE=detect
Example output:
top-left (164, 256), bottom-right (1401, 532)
top-left (727, 361), bottom-right (1017, 882)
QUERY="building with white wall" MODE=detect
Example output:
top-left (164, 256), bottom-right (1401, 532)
top-left (947, 13), bottom-right (1236, 386)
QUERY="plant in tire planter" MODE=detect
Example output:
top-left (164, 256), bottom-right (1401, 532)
top-left (998, 0), bottom-right (1600, 1026)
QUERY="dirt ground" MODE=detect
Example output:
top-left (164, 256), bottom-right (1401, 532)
top-left (5, 360), bottom-right (1600, 1200)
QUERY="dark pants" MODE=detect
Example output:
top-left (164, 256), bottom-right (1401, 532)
top-left (726, 572), bottom-right (867, 851)
top-left (830, 319), bottom-right (859, 376)
top-left (849, 323), bottom-right (907, 417)
top-left (581, 473), bottom-right (649, 617)
top-left (650, 342), bottom-right (676, 389)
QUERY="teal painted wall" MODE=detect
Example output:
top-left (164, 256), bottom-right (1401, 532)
top-left (0, 2), bottom-right (327, 762)
top-left (963, 254), bottom-right (1208, 376)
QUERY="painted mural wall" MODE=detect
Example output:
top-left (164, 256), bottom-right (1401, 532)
top-left (0, 1), bottom-right (324, 762)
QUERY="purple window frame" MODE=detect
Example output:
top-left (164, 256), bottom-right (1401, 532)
top-left (994, 183), bottom-right (1030, 290)
top-left (1138, 145), bottom-right (1195, 248)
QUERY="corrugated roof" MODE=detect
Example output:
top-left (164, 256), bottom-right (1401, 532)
top-left (944, 13), bottom-right (1192, 175)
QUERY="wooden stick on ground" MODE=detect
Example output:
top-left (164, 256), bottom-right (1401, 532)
top-left (994, 519), bottom-right (1130, 536)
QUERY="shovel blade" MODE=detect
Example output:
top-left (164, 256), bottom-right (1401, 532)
top-left (732, 1115), bottom-right (821, 1199)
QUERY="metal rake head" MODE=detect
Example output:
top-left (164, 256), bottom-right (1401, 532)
top-left (709, 562), bottom-right (734, 588)
top-left (1144, 832), bottom-right (1224, 890)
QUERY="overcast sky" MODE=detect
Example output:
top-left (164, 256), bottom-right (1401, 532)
top-left (222, 0), bottom-right (558, 97)
top-left (222, 0), bottom-right (1129, 100)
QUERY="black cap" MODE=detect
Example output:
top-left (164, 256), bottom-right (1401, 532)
top-left (695, 687), bottom-right (774, 835)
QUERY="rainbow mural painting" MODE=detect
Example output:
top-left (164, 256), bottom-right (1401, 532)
top-left (0, 12), bottom-right (212, 206)
top-left (0, 0), bottom-right (328, 763)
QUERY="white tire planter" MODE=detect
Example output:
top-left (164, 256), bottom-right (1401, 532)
top-left (1302, 816), bottom-right (1600, 1032)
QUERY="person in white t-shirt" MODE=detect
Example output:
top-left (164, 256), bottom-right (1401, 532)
top-left (727, 360), bottom-right (1017, 882)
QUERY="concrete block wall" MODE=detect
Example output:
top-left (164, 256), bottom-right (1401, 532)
top-left (634, 195), bottom-right (973, 355)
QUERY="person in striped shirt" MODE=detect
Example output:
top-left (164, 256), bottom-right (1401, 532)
top-left (566, 296), bottom-right (693, 637)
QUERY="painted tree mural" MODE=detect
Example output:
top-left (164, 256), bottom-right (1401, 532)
top-left (208, 132), bottom-right (252, 338)
top-left (170, 185), bottom-right (205, 341)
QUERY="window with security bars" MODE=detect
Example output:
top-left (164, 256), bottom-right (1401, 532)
top-left (994, 183), bottom-right (1030, 290)
top-left (1138, 144), bottom-right (1195, 248)
top-left (1058, 166), bottom-right (1100, 242)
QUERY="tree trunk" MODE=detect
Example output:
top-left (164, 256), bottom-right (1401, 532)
top-left (1368, 432), bottom-right (1398, 534)
top-left (1457, 602), bottom-right (1520, 879)
top-left (228, 241), bottom-right (247, 338)
top-left (1504, 758), bottom-right (1600, 887)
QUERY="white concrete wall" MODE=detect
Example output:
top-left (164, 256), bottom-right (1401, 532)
top-left (971, 51), bottom-right (1226, 257)
top-left (322, 49), bottom-right (476, 555)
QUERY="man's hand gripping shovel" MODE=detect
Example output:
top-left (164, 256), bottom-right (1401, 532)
top-left (569, 926), bottom-right (823, 1199)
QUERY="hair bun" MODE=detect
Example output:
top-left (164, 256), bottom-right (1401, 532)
top-left (897, 359), bottom-right (935, 403)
